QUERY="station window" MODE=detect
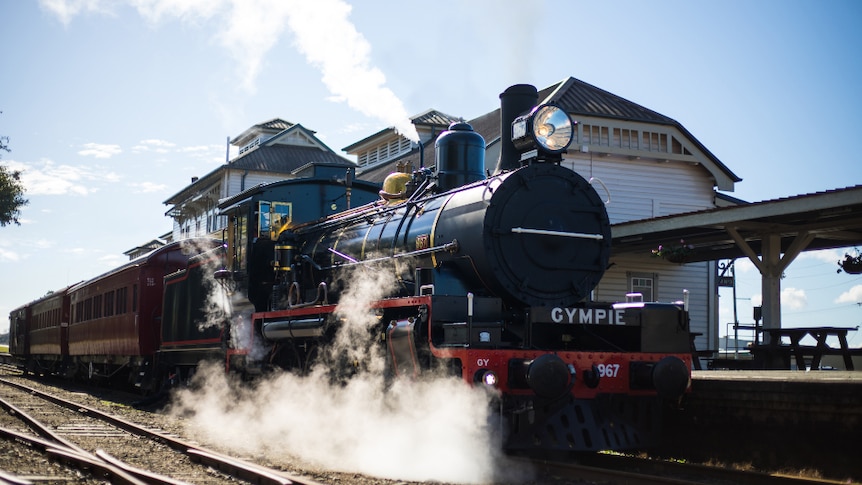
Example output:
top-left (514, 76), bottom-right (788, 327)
top-left (629, 273), bottom-right (656, 302)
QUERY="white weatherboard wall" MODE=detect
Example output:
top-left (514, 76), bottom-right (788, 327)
top-left (598, 258), bottom-right (715, 354)
top-left (564, 156), bottom-right (716, 223)
top-left (560, 154), bottom-right (720, 355)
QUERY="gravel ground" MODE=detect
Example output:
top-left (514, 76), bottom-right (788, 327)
top-left (0, 370), bottom-right (494, 485)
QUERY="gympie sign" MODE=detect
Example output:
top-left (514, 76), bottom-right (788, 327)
top-left (530, 306), bottom-right (625, 325)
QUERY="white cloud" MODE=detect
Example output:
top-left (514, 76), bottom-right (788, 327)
top-left (179, 145), bottom-right (210, 153)
top-left (9, 159), bottom-right (120, 196)
top-left (801, 248), bottom-right (845, 264)
top-left (38, 0), bottom-right (114, 25)
top-left (750, 293), bottom-right (762, 306)
top-left (132, 139), bottom-right (177, 154)
top-left (129, 0), bottom-right (224, 24)
top-left (0, 247), bottom-right (21, 263)
top-left (836, 285), bottom-right (862, 305)
top-left (733, 257), bottom-right (757, 273)
top-left (78, 142), bottom-right (122, 159)
top-left (130, 181), bottom-right (168, 193)
top-left (97, 253), bottom-right (127, 268)
top-left (781, 287), bottom-right (807, 311)
top-left (40, 0), bottom-right (418, 141)
top-left (180, 144), bottom-right (228, 163)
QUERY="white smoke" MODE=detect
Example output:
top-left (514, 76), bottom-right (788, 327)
top-left (167, 262), bottom-right (520, 483)
top-left (281, 0), bottom-right (420, 142)
top-left (39, 0), bottom-right (420, 141)
top-left (175, 239), bottom-right (268, 361)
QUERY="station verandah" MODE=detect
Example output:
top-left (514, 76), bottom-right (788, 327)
top-left (610, 184), bottom-right (862, 340)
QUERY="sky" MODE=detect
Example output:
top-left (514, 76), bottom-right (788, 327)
top-left (1, 0), bottom-right (861, 345)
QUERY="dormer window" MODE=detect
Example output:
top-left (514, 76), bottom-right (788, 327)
top-left (357, 137), bottom-right (414, 168)
top-left (239, 137), bottom-right (261, 155)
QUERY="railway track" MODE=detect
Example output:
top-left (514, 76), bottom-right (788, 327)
top-left (0, 364), bottom-right (854, 485)
top-left (0, 371), bottom-right (322, 484)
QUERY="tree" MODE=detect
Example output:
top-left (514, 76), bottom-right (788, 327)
top-left (0, 111), bottom-right (29, 226)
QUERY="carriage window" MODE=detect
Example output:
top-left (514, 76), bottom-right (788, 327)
top-left (84, 298), bottom-right (93, 320)
top-left (93, 295), bottom-right (102, 318)
top-left (132, 284), bottom-right (138, 312)
top-left (105, 290), bottom-right (114, 316)
top-left (116, 287), bottom-right (128, 314)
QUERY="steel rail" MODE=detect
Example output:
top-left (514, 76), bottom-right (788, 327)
top-left (0, 377), bottom-right (324, 485)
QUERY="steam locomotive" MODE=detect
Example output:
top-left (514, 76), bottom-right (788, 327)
top-left (9, 84), bottom-right (692, 452)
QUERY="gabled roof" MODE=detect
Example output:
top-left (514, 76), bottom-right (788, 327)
top-left (227, 124), bottom-right (346, 172)
top-left (231, 118), bottom-right (294, 146)
top-left (411, 109), bottom-right (461, 127)
top-left (342, 109), bottom-right (460, 152)
top-left (543, 77), bottom-right (740, 187)
top-left (227, 144), bottom-right (352, 173)
top-left (356, 78), bottom-right (741, 188)
top-left (164, 123), bottom-right (351, 205)
top-left (540, 78), bottom-right (675, 124)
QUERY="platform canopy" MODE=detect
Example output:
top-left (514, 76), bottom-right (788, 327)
top-left (611, 185), bottom-right (862, 331)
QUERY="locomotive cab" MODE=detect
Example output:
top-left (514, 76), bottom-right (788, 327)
top-left (217, 164), bottom-right (381, 312)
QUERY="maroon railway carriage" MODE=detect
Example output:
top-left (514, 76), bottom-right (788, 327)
top-left (8, 285), bottom-right (78, 374)
top-left (21, 286), bottom-right (77, 373)
top-left (65, 239), bottom-right (218, 383)
top-left (8, 304), bottom-right (30, 364)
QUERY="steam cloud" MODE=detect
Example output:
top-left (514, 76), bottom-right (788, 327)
top-left (40, 0), bottom-right (420, 141)
top-left (167, 263), bottom-right (518, 483)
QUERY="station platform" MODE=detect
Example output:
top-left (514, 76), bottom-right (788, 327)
top-left (687, 369), bottom-right (862, 428)
top-left (658, 370), bottom-right (861, 481)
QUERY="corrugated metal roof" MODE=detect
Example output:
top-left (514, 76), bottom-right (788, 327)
top-left (545, 78), bottom-right (739, 184)
top-left (230, 118), bottom-right (295, 145)
top-left (612, 184), bottom-right (862, 262)
top-left (411, 109), bottom-right (461, 126)
top-left (548, 78), bottom-right (677, 124)
top-left (228, 144), bottom-right (353, 173)
top-left (343, 110), bottom-right (460, 152)
top-left (356, 77), bottom-right (741, 185)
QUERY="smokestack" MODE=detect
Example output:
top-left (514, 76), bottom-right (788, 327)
top-left (494, 84), bottom-right (538, 173)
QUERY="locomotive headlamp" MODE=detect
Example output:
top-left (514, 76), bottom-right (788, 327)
top-left (474, 369), bottom-right (498, 387)
top-left (511, 103), bottom-right (574, 157)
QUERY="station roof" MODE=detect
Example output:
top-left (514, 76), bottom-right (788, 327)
top-left (611, 185), bottom-right (862, 262)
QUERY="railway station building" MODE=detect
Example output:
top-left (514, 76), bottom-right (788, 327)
top-left (349, 77), bottom-right (862, 366)
top-left (154, 76), bottom-right (862, 368)
top-left (162, 118), bottom-right (355, 242)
